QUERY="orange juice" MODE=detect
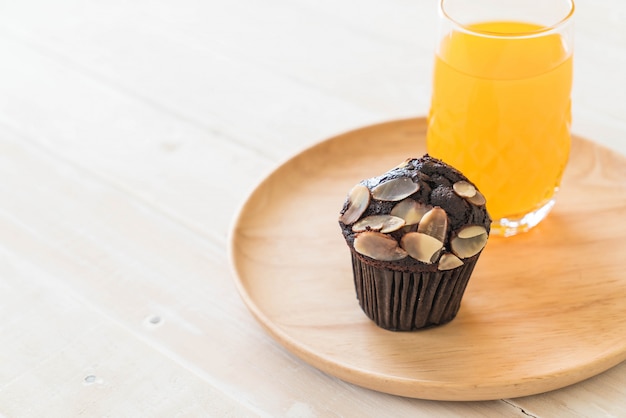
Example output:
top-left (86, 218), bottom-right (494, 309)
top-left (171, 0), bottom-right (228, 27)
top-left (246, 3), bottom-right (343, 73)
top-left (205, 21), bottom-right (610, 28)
top-left (427, 21), bottom-right (573, 221)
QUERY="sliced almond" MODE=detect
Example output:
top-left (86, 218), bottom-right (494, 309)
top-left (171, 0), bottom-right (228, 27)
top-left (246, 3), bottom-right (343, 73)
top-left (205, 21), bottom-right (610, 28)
top-left (354, 231), bottom-right (408, 261)
top-left (371, 177), bottom-right (419, 201)
top-left (451, 232), bottom-right (489, 259)
top-left (390, 199), bottom-right (430, 226)
top-left (438, 253), bottom-right (464, 271)
top-left (352, 215), bottom-right (405, 233)
top-left (453, 181), bottom-right (477, 198)
top-left (417, 207), bottom-right (448, 243)
top-left (338, 184), bottom-right (370, 225)
top-left (457, 225), bottom-right (488, 239)
top-left (467, 190), bottom-right (486, 206)
top-left (400, 232), bottom-right (443, 264)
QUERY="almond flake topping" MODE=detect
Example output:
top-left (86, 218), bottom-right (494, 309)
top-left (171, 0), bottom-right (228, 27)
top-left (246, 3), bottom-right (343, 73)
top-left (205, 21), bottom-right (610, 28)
top-left (354, 231), bottom-right (408, 261)
top-left (339, 184), bottom-right (370, 225)
top-left (352, 215), bottom-right (405, 234)
top-left (417, 207), bottom-right (448, 243)
top-left (371, 177), bottom-right (419, 201)
top-left (390, 199), bottom-right (430, 225)
top-left (457, 225), bottom-right (488, 239)
top-left (438, 253), bottom-right (464, 271)
top-left (467, 190), bottom-right (487, 206)
top-left (400, 232), bottom-right (443, 264)
top-left (451, 230), bottom-right (489, 259)
top-left (453, 181), bottom-right (477, 198)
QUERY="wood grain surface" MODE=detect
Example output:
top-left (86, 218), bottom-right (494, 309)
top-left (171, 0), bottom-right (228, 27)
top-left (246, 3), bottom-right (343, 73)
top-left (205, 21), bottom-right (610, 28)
top-left (230, 118), bottom-right (626, 401)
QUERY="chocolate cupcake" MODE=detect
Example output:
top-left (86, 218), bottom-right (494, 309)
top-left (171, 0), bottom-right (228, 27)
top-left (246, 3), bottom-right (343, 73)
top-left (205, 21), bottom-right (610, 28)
top-left (338, 155), bottom-right (491, 331)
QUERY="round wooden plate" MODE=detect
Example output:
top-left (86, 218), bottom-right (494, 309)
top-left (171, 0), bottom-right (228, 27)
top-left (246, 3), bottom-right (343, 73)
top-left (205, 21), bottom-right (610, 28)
top-left (228, 118), bottom-right (626, 401)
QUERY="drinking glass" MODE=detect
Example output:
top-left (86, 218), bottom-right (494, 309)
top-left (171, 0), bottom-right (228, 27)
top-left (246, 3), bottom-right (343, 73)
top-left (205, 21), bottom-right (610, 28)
top-left (426, 0), bottom-right (575, 236)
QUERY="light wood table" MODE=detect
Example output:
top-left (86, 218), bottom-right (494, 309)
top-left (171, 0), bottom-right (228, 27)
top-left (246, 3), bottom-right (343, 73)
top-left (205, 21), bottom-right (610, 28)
top-left (1, 1), bottom-right (625, 416)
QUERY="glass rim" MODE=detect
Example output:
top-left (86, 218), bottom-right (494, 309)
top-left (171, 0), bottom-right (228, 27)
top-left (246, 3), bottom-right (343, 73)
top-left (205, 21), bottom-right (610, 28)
top-left (439, 0), bottom-right (575, 39)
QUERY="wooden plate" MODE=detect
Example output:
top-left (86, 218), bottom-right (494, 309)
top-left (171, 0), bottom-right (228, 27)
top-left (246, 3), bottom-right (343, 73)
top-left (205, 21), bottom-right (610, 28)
top-left (228, 118), bottom-right (626, 401)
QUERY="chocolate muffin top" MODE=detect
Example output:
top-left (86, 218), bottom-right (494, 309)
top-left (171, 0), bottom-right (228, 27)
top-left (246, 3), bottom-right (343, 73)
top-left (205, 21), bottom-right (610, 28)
top-left (339, 155), bottom-right (491, 272)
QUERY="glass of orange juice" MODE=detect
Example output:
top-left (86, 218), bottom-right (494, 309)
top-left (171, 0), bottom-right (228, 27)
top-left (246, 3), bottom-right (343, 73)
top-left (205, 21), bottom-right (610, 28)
top-left (426, 0), bottom-right (575, 236)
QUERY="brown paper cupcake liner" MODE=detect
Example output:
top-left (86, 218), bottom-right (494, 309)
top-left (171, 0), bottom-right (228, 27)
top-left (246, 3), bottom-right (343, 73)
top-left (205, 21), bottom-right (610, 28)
top-left (351, 253), bottom-right (478, 331)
